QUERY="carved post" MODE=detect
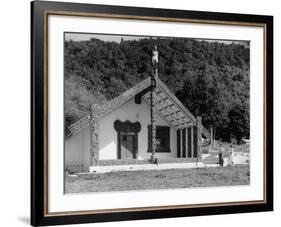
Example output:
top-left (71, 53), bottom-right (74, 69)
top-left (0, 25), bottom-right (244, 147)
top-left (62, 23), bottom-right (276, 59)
top-left (185, 127), bottom-right (189, 158)
top-left (210, 127), bottom-right (214, 147)
top-left (181, 128), bottom-right (186, 158)
top-left (150, 84), bottom-right (157, 161)
top-left (196, 116), bottom-right (202, 161)
top-left (90, 104), bottom-right (100, 166)
top-left (185, 127), bottom-right (188, 158)
top-left (190, 126), bottom-right (194, 158)
top-left (177, 129), bottom-right (181, 158)
top-left (179, 129), bottom-right (183, 158)
top-left (150, 45), bottom-right (158, 162)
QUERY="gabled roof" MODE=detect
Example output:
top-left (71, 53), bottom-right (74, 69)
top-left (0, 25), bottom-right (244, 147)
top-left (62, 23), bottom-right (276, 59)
top-left (66, 77), bottom-right (210, 139)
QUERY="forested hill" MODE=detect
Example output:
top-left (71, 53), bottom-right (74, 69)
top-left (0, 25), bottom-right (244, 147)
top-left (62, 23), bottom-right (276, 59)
top-left (65, 37), bottom-right (250, 142)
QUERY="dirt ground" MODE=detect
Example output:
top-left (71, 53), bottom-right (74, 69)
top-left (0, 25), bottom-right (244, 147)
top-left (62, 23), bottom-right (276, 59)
top-left (65, 164), bottom-right (250, 193)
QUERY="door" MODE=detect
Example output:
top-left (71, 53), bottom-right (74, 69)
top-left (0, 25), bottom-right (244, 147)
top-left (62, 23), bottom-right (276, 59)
top-left (120, 134), bottom-right (134, 159)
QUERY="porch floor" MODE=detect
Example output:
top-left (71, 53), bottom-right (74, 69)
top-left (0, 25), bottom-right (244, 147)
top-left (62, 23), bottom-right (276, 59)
top-left (97, 158), bottom-right (199, 166)
top-left (90, 161), bottom-right (204, 173)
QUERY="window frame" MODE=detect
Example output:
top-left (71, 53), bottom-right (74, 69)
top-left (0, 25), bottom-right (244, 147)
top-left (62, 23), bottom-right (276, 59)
top-left (147, 125), bottom-right (171, 153)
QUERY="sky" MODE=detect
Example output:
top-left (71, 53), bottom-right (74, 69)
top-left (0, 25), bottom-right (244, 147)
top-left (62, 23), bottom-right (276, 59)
top-left (65, 32), bottom-right (249, 47)
top-left (65, 33), bottom-right (142, 43)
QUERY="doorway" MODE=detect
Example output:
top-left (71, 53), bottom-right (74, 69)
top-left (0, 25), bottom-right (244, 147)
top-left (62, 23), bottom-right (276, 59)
top-left (120, 133), bottom-right (135, 159)
top-left (114, 120), bottom-right (141, 160)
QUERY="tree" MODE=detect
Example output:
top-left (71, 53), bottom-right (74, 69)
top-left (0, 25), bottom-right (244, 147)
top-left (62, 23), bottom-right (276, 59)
top-left (228, 104), bottom-right (249, 143)
top-left (64, 37), bottom-right (250, 141)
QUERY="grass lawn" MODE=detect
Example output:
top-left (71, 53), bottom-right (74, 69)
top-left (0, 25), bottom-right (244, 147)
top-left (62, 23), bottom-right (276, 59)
top-left (65, 165), bottom-right (250, 193)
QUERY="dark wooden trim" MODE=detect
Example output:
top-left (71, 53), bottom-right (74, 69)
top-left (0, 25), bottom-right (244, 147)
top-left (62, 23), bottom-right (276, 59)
top-left (134, 132), bottom-right (138, 159)
top-left (182, 128), bottom-right (186, 158)
top-left (190, 126), bottom-right (194, 158)
top-left (117, 132), bottom-right (121, 159)
top-left (187, 127), bottom-right (192, 158)
top-left (177, 130), bottom-right (181, 158)
top-left (193, 126), bottom-right (197, 158)
top-left (114, 120), bottom-right (141, 133)
top-left (135, 85), bottom-right (152, 104)
top-left (180, 129), bottom-right (183, 157)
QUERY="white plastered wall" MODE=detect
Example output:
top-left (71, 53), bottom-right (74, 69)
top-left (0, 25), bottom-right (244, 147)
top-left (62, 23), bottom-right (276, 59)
top-left (65, 126), bottom-right (90, 172)
top-left (99, 97), bottom-right (177, 160)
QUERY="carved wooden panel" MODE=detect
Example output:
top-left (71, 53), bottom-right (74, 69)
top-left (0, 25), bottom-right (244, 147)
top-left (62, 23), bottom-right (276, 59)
top-left (114, 120), bottom-right (141, 133)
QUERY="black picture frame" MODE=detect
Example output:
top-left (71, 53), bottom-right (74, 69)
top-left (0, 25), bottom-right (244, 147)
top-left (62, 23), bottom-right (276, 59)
top-left (31, 0), bottom-right (273, 226)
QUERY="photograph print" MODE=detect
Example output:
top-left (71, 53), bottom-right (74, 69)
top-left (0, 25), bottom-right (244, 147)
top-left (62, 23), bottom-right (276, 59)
top-left (64, 32), bottom-right (250, 194)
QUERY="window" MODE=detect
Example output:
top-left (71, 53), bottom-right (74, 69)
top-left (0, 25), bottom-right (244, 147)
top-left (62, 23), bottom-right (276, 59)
top-left (148, 125), bottom-right (170, 153)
